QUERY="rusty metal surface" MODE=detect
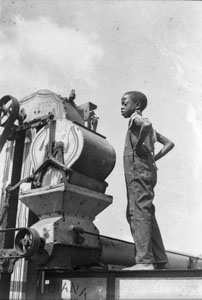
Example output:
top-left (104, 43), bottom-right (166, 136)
top-left (68, 170), bottom-right (108, 193)
top-left (19, 89), bottom-right (84, 125)
top-left (99, 237), bottom-right (136, 267)
top-left (72, 124), bottom-right (116, 181)
top-left (30, 118), bottom-right (116, 186)
top-left (20, 183), bottom-right (112, 219)
top-left (30, 218), bottom-right (101, 269)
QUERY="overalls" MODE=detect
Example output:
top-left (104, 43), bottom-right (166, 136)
top-left (123, 128), bottom-right (168, 264)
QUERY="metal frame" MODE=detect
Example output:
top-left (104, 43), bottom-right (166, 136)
top-left (0, 131), bottom-right (26, 300)
top-left (37, 269), bottom-right (202, 300)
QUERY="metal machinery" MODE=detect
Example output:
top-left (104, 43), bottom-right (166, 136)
top-left (0, 90), bottom-right (202, 300)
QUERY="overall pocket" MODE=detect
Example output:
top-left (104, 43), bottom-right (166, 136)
top-left (133, 154), bottom-right (156, 184)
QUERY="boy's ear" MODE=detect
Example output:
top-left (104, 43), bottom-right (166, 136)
top-left (135, 101), bottom-right (141, 109)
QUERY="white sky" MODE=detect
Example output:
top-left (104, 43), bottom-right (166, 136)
top-left (1, 0), bottom-right (202, 255)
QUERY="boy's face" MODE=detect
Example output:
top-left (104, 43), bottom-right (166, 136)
top-left (121, 94), bottom-right (137, 118)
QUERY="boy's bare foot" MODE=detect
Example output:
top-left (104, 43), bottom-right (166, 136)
top-left (123, 263), bottom-right (154, 270)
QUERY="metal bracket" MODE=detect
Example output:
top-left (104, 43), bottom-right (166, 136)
top-left (0, 249), bottom-right (20, 273)
top-left (16, 113), bottom-right (55, 132)
top-left (3, 113), bottom-right (71, 191)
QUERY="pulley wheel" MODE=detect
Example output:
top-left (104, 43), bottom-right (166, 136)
top-left (0, 95), bottom-right (19, 126)
top-left (14, 228), bottom-right (41, 258)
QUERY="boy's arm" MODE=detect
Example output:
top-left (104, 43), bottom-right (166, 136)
top-left (154, 132), bottom-right (174, 161)
top-left (135, 118), bottom-right (152, 149)
top-left (131, 115), bottom-right (152, 156)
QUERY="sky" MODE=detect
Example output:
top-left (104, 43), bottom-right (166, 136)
top-left (0, 0), bottom-right (202, 256)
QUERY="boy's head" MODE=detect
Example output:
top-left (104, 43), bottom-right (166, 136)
top-left (121, 91), bottom-right (147, 118)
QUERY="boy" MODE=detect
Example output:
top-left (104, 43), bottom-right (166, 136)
top-left (121, 91), bottom-right (174, 270)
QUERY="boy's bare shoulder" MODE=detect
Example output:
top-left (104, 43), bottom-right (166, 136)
top-left (129, 111), bottom-right (151, 128)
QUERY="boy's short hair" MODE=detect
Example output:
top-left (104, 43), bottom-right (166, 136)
top-left (125, 91), bottom-right (147, 111)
